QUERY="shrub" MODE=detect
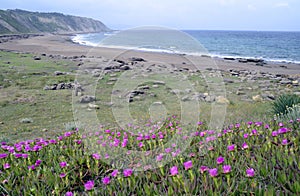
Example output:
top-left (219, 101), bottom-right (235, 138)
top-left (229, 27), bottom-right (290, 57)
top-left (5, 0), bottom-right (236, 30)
top-left (272, 94), bottom-right (300, 116)
top-left (274, 104), bottom-right (300, 123)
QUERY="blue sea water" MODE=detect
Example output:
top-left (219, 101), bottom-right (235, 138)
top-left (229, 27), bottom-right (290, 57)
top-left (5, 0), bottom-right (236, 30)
top-left (72, 29), bottom-right (300, 64)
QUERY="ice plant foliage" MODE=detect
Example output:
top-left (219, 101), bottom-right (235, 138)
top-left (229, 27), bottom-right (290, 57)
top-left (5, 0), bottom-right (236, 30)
top-left (0, 119), bottom-right (298, 195)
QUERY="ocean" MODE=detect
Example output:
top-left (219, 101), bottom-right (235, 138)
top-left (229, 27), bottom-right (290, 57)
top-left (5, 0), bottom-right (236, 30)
top-left (72, 28), bottom-right (300, 64)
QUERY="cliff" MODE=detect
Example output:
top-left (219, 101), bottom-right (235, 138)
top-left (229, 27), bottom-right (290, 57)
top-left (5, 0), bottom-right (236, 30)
top-left (0, 9), bottom-right (110, 34)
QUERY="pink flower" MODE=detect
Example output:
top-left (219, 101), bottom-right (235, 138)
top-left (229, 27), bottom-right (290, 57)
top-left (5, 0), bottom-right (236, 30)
top-left (227, 144), bottom-right (235, 151)
top-left (282, 139), bottom-right (288, 145)
top-left (102, 176), bottom-right (110, 185)
top-left (199, 166), bottom-right (208, 174)
top-left (216, 156), bottom-right (224, 164)
top-left (3, 163), bottom-right (10, 169)
top-left (223, 165), bottom-right (231, 173)
top-left (65, 192), bottom-right (73, 196)
top-left (170, 166), bottom-right (178, 176)
top-left (252, 129), bottom-right (258, 135)
top-left (183, 160), bottom-right (193, 170)
top-left (165, 148), bottom-right (172, 153)
top-left (59, 162), bottom-right (67, 168)
top-left (92, 153), bottom-right (101, 160)
top-left (242, 142), bottom-right (249, 150)
top-left (35, 159), bottom-right (42, 166)
top-left (272, 131), bottom-right (278, 137)
top-left (28, 165), bottom-right (35, 170)
top-left (278, 128), bottom-right (288, 134)
top-left (156, 154), bottom-right (163, 161)
top-left (123, 169), bottom-right (133, 177)
top-left (14, 153), bottom-right (22, 158)
top-left (49, 139), bottom-right (57, 144)
top-left (246, 168), bottom-right (255, 177)
top-left (209, 168), bottom-right (218, 177)
top-left (64, 132), bottom-right (72, 137)
top-left (60, 173), bottom-right (66, 178)
top-left (278, 122), bottom-right (284, 127)
top-left (111, 169), bottom-right (118, 177)
top-left (0, 153), bottom-right (8, 159)
top-left (84, 180), bottom-right (95, 191)
top-left (138, 142), bottom-right (144, 148)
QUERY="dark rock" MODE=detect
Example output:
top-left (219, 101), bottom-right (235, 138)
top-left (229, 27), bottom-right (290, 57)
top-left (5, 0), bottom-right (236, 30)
top-left (129, 57), bottom-right (146, 62)
top-left (138, 85), bottom-right (150, 90)
top-left (114, 59), bottom-right (126, 65)
top-left (279, 65), bottom-right (288, 69)
top-left (79, 95), bottom-right (96, 103)
top-left (33, 56), bottom-right (41, 60)
top-left (120, 65), bottom-right (130, 70)
top-left (238, 59), bottom-right (248, 63)
top-left (54, 71), bottom-right (67, 76)
top-left (223, 78), bottom-right (234, 83)
top-left (246, 58), bottom-right (264, 63)
top-left (224, 57), bottom-right (235, 61)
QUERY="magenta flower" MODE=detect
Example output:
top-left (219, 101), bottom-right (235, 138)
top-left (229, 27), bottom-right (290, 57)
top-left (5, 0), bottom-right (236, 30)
top-left (170, 166), bottom-right (178, 176)
top-left (156, 154), bottom-right (163, 161)
top-left (223, 165), bottom-right (231, 173)
top-left (272, 131), bottom-right (278, 137)
top-left (64, 132), bottom-right (72, 137)
top-left (111, 169), bottom-right (118, 177)
top-left (199, 166), bottom-right (208, 174)
top-left (278, 127), bottom-right (288, 134)
top-left (0, 153), bottom-right (8, 159)
top-left (59, 162), bottom-right (67, 168)
top-left (209, 168), bottom-right (218, 177)
top-left (216, 156), bottom-right (224, 164)
top-left (35, 159), bottom-right (42, 166)
top-left (102, 176), bottom-right (110, 185)
top-left (84, 180), bottom-right (95, 191)
top-left (278, 122), bottom-right (284, 127)
top-left (165, 148), bottom-right (172, 153)
top-left (123, 169), bottom-right (133, 177)
top-left (227, 144), bottom-right (235, 151)
top-left (246, 168), bottom-right (255, 177)
top-left (14, 153), bottom-right (22, 158)
top-left (183, 160), bottom-right (193, 170)
top-left (28, 165), bottom-right (35, 170)
top-left (240, 142), bottom-right (248, 149)
top-left (3, 163), bottom-right (10, 169)
top-left (282, 139), bottom-right (288, 145)
top-left (138, 142), bottom-right (144, 148)
top-left (252, 129), bottom-right (258, 135)
top-left (49, 139), bottom-right (57, 144)
top-left (92, 153), bottom-right (101, 160)
top-left (60, 173), bottom-right (66, 178)
top-left (65, 192), bottom-right (73, 196)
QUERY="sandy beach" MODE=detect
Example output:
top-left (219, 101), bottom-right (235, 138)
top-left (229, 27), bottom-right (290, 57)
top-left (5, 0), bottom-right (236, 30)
top-left (0, 34), bottom-right (299, 75)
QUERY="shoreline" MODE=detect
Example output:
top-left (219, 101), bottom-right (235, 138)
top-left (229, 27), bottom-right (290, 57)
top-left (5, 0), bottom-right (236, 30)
top-left (0, 34), bottom-right (299, 75)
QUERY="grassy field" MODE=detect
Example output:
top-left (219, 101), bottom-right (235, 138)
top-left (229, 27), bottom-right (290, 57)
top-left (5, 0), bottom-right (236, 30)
top-left (0, 50), bottom-right (286, 142)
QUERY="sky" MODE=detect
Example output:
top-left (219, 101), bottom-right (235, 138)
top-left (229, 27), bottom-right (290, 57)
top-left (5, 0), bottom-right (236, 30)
top-left (1, 0), bottom-right (299, 31)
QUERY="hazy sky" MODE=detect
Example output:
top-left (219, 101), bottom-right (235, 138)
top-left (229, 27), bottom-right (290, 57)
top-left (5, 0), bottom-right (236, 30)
top-left (1, 0), bottom-right (299, 31)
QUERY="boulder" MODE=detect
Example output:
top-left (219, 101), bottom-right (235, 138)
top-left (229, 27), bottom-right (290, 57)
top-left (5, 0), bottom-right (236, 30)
top-left (252, 95), bottom-right (263, 102)
top-left (129, 57), bottom-right (146, 62)
top-left (216, 96), bottom-right (230, 104)
top-left (88, 103), bottom-right (100, 109)
top-left (79, 95), bottom-right (96, 103)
